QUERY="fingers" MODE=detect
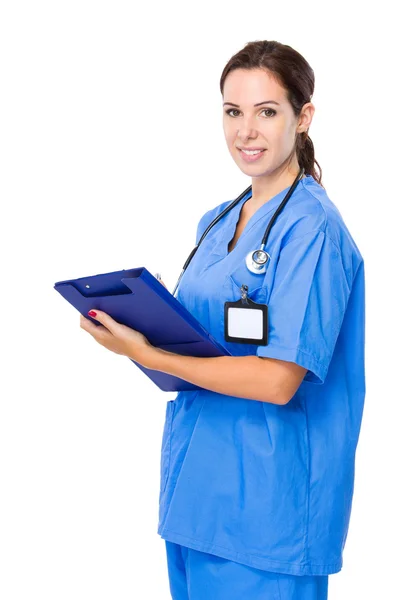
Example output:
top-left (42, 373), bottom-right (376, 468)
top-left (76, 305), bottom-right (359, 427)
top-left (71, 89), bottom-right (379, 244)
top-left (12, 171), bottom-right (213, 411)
top-left (83, 309), bottom-right (118, 335)
top-left (80, 313), bottom-right (106, 337)
top-left (80, 314), bottom-right (91, 330)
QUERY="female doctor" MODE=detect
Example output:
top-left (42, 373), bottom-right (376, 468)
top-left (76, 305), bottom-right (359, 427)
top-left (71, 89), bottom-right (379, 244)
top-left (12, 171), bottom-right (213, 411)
top-left (80, 40), bottom-right (366, 600)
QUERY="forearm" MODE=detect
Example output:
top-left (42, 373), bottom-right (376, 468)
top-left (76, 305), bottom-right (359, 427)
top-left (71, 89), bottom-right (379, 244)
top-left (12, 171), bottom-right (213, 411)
top-left (142, 348), bottom-right (282, 405)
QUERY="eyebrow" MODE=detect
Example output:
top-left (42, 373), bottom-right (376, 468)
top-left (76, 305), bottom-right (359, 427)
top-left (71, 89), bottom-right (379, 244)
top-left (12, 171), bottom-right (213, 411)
top-left (223, 100), bottom-right (280, 107)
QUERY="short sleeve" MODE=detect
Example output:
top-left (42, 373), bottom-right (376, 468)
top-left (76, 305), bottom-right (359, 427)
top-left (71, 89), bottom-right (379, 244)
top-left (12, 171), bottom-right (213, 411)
top-left (257, 228), bottom-right (351, 385)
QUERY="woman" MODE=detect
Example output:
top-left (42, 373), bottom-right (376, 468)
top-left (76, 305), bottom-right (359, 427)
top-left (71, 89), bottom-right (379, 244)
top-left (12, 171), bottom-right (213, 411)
top-left (81, 40), bottom-right (366, 600)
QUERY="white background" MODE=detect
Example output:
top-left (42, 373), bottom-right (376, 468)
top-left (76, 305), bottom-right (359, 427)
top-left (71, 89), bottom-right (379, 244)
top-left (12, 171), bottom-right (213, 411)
top-left (1, 1), bottom-right (415, 598)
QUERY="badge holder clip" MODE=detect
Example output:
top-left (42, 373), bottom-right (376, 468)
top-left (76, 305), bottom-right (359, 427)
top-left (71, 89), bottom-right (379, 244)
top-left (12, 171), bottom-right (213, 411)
top-left (224, 284), bottom-right (268, 345)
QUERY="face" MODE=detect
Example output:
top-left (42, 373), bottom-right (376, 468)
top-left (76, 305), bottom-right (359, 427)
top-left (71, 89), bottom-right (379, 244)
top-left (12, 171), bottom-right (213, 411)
top-left (222, 68), bottom-right (313, 179)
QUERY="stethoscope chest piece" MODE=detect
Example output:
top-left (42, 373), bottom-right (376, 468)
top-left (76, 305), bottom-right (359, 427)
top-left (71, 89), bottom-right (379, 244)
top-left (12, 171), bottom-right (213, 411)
top-left (245, 249), bottom-right (270, 275)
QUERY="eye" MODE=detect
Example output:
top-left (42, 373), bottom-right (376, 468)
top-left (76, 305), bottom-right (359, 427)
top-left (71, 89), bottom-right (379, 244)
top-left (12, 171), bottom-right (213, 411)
top-left (261, 108), bottom-right (276, 117)
top-left (224, 108), bottom-right (277, 118)
top-left (224, 108), bottom-right (240, 117)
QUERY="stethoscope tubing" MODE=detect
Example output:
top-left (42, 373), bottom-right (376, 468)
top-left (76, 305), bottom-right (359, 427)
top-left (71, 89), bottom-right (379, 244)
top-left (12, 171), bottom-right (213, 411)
top-left (172, 167), bottom-right (305, 297)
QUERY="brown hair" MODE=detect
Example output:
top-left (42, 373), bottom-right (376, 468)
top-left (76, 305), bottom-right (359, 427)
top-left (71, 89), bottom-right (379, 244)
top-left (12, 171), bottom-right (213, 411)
top-left (220, 40), bottom-right (324, 188)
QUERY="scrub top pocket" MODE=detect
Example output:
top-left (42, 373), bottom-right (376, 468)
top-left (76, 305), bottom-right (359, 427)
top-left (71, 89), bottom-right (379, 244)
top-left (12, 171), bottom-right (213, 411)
top-left (225, 271), bottom-right (269, 305)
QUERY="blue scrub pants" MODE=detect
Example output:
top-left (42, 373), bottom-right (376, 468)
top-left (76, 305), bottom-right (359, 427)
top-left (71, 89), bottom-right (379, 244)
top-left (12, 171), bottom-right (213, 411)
top-left (165, 541), bottom-right (329, 600)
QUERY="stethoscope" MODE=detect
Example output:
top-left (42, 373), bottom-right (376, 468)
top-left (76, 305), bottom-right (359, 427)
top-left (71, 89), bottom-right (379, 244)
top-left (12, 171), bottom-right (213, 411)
top-left (172, 167), bottom-right (305, 297)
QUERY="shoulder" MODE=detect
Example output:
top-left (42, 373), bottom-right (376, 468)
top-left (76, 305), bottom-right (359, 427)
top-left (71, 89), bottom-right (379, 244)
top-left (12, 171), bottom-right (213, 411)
top-left (285, 175), bottom-right (364, 263)
top-left (278, 176), bottom-right (364, 287)
top-left (200, 199), bottom-right (233, 227)
top-left (195, 197), bottom-right (242, 242)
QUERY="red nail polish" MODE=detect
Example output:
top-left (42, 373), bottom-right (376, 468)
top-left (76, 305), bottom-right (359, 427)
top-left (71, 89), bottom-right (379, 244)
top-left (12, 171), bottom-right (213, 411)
top-left (88, 310), bottom-right (97, 317)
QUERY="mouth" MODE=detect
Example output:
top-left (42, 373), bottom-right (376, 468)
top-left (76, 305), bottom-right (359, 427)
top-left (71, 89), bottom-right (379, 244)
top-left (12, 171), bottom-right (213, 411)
top-left (237, 147), bottom-right (266, 153)
top-left (237, 148), bottom-right (267, 162)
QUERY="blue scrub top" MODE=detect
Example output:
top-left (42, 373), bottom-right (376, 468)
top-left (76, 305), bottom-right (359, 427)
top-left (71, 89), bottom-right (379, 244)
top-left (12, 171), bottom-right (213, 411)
top-left (157, 174), bottom-right (366, 577)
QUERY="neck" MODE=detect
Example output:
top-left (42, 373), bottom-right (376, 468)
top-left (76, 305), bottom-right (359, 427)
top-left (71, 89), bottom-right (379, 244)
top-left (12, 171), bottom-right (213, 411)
top-left (250, 161), bottom-right (303, 209)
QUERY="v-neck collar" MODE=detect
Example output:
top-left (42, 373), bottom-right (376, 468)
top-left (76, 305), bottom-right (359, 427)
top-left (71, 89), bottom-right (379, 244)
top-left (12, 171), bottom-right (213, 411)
top-left (201, 176), bottom-right (308, 269)
top-left (223, 178), bottom-right (306, 256)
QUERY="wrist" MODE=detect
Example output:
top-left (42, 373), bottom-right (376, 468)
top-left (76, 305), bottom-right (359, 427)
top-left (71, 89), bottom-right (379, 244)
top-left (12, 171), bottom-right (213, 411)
top-left (132, 345), bottom-right (163, 370)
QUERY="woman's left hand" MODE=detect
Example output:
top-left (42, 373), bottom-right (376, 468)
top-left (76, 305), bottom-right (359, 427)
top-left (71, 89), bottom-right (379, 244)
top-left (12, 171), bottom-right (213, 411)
top-left (80, 310), bottom-right (156, 368)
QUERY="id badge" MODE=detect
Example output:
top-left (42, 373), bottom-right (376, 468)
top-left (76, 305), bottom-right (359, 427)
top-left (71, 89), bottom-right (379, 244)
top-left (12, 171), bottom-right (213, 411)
top-left (224, 284), bottom-right (268, 345)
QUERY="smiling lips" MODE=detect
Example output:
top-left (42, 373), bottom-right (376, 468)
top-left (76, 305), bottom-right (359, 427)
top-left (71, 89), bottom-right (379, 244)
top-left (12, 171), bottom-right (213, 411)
top-left (238, 148), bottom-right (267, 162)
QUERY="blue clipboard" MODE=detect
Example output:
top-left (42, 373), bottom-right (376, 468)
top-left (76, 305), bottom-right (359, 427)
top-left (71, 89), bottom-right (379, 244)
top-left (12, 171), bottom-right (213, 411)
top-left (54, 266), bottom-right (231, 392)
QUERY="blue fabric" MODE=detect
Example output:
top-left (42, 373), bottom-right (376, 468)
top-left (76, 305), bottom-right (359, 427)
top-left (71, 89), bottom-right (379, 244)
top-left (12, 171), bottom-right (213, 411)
top-left (158, 175), bottom-right (366, 576)
top-left (165, 541), bottom-right (329, 600)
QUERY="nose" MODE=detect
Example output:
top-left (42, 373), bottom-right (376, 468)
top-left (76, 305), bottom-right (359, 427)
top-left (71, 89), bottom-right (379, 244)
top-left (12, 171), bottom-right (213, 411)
top-left (235, 115), bottom-right (258, 143)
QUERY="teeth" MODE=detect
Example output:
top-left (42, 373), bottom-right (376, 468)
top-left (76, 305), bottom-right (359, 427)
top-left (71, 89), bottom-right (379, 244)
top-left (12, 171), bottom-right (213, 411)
top-left (242, 149), bottom-right (263, 155)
